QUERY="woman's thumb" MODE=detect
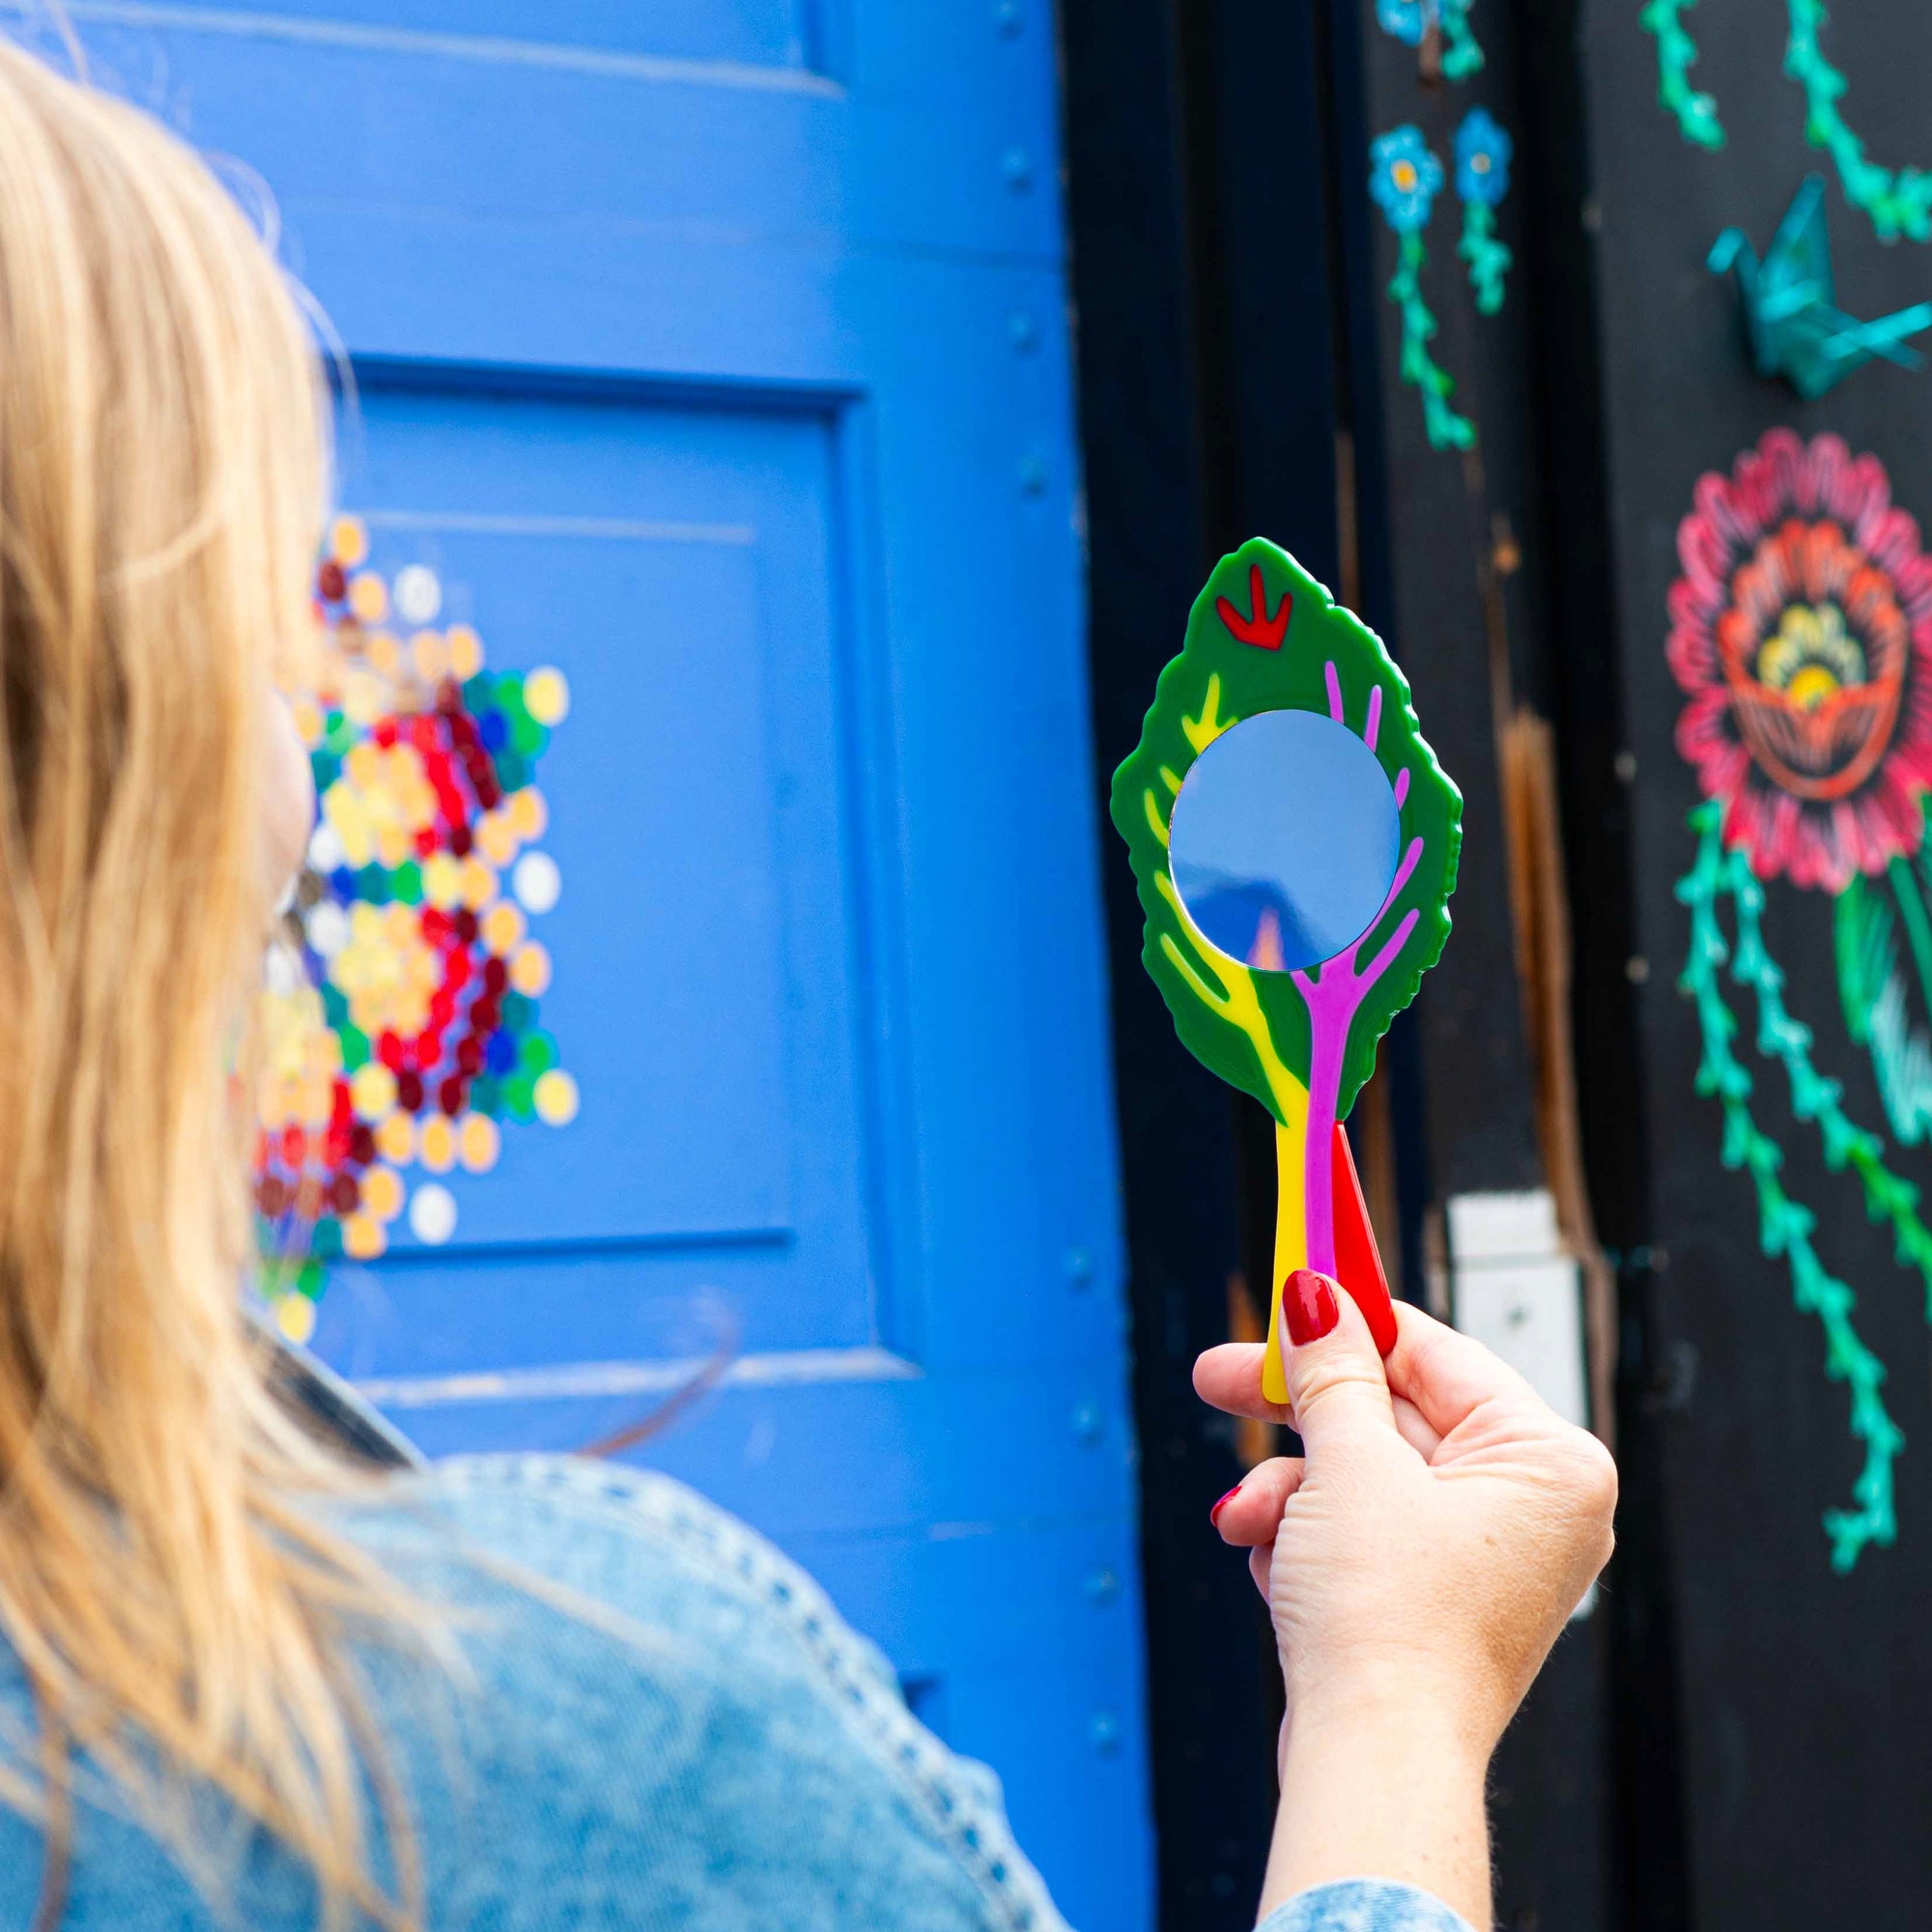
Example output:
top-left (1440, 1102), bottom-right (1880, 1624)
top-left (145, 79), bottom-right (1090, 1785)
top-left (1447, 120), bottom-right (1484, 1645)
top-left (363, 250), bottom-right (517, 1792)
top-left (1279, 1267), bottom-right (1397, 1452)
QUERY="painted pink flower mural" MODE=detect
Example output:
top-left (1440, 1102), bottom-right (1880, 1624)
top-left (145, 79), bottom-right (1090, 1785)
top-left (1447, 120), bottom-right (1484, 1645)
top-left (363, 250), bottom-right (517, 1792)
top-left (1667, 427), bottom-right (1932, 891)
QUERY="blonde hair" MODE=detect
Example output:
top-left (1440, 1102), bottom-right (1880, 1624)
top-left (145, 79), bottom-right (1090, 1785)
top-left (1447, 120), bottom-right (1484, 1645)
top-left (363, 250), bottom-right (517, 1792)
top-left (0, 38), bottom-right (424, 1929)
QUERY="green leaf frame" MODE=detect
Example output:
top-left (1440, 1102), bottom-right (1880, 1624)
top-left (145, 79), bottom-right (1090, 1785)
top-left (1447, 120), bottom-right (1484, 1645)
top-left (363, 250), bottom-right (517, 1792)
top-left (1109, 538), bottom-right (1462, 1130)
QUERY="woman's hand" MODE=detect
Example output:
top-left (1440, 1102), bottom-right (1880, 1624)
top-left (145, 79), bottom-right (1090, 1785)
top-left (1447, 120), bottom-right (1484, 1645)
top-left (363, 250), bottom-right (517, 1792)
top-left (1194, 1272), bottom-right (1617, 1924)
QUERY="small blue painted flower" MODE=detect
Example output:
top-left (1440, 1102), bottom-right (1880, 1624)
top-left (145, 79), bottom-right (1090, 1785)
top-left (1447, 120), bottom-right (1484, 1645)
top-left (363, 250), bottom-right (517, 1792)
top-left (1376, 0), bottom-right (1427, 45)
top-left (1370, 127), bottom-right (1444, 235)
top-left (1454, 106), bottom-right (1514, 208)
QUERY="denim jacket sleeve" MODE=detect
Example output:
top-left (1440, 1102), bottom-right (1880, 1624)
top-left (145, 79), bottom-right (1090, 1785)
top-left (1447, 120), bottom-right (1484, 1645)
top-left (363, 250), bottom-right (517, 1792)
top-left (1258, 1880), bottom-right (1478, 1932)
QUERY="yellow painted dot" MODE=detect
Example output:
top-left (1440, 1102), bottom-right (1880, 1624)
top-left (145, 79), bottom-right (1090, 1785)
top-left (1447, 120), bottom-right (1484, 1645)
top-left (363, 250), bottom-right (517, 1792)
top-left (344, 741), bottom-right (382, 790)
top-left (292, 696), bottom-right (325, 748)
top-left (374, 825), bottom-right (412, 870)
top-left (342, 1212), bottom-right (384, 1261)
top-left (524, 666), bottom-right (570, 727)
top-left (533, 1068), bottom-right (580, 1127)
top-left (411, 628), bottom-right (448, 683)
top-left (329, 515), bottom-right (369, 567)
top-left (422, 851), bottom-right (465, 910)
top-left (510, 940), bottom-right (552, 997)
top-left (366, 628), bottom-right (404, 679)
top-left (349, 572), bottom-right (389, 623)
top-left (507, 788), bottom-right (548, 841)
top-left (447, 624), bottom-right (484, 680)
top-left (419, 1114), bottom-right (457, 1174)
top-left (342, 668), bottom-right (384, 726)
top-left (477, 810), bottom-right (519, 867)
top-left (361, 1165), bottom-right (405, 1223)
top-left (297, 1074), bottom-right (333, 1130)
top-left (275, 1293), bottom-right (317, 1345)
top-left (481, 900), bottom-right (526, 956)
top-left (351, 1063), bottom-right (397, 1118)
top-left (459, 856), bottom-right (499, 911)
top-left (459, 1112), bottom-right (500, 1173)
top-left (376, 1111), bottom-right (416, 1163)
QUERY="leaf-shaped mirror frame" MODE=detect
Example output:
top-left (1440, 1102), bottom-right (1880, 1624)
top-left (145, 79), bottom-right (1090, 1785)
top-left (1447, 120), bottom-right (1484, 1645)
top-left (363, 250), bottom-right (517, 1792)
top-left (1111, 539), bottom-right (1463, 1401)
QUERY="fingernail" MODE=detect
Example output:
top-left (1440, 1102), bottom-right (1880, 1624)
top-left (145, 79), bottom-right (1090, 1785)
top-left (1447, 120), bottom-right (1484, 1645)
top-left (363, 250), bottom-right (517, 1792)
top-left (1209, 1484), bottom-right (1241, 1527)
top-left (1283, 1266), bottom-right (1340, 1346)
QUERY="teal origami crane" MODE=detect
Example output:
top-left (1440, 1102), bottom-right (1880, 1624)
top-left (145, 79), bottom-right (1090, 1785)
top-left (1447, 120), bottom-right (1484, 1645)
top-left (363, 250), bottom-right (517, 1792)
top-left (1709, 176), bottom-right (1932, 400)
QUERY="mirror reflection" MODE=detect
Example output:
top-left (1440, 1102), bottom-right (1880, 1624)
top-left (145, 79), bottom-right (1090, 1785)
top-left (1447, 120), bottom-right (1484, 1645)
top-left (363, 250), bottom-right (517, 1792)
top-left (1169, 708), bottom-right (1400, 972)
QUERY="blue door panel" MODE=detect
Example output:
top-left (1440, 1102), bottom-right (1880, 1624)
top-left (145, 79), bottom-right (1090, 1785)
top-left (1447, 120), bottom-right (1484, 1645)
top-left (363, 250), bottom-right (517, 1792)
top-left (39, 7), bottom-right (1152, 1923)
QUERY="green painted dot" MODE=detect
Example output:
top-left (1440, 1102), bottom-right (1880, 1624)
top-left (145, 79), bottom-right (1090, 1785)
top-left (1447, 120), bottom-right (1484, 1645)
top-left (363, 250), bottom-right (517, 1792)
top-left (510, 713), bottom-right (544, 756)
top-left (356, 864), bottom-right (389, 905)
top-left (392, 860), bottom-right (423, 905)
top-left (518, 1030), bottom-right (557, 1074)
top-left (298, 1258), bottom-right (327, 1298)
top-left (503, 1073), bottom-right (536, 1122)
top-left (340, 1025), bottom-right (370, 1070)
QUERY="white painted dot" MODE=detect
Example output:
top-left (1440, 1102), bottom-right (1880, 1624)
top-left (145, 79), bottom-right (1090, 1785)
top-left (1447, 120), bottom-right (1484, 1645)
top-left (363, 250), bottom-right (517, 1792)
top-left (308, 822), bottom-right (347, 872)
top-left (304, 900), bottom-right (350, 959)
top-left (408, 1182), bottom-right (457, 1245)
top-left (264, 947), bottom-right (302, 995)
top-left (393, 564), bottom-right (442, 624)
top-left (512, 850), bottom-right (561, 915)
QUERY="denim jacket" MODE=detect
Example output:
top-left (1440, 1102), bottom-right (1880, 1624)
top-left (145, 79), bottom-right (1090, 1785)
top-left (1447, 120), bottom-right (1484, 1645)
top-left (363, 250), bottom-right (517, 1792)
top-left (0, 1440), bottom-right (1472, 1932)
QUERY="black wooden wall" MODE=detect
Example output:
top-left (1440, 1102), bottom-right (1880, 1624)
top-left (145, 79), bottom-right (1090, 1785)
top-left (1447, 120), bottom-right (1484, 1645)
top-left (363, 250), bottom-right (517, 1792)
top-left (1068, 0), bottom-right (1932, 1927)
top-left (1061, 1), bottom-right (1654, 1925)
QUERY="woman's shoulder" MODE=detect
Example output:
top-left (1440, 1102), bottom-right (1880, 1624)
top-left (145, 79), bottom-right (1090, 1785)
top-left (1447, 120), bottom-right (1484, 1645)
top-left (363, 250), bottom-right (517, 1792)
top-left (349, 1453), bottom-right (1070, 1932)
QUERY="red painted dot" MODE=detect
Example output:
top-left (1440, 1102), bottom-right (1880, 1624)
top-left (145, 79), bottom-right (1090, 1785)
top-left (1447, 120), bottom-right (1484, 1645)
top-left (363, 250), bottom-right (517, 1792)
top-left (482, 957), bottom-right (507, 995)
top-left (331, 1080), bottom-right (353, 1126)
top-left (349, 1122), bottom-right (376, 1167)
top-left (377, 1031), bottom-right (406, 1071)
top-left (454, 909), bottom-right (478, 946)
top-left (373, 719), bottom-right (398, 750)
top-left (281, 1125), bottom-right (306, 1167)
top-left (438, 679), bottom-right (463, 715)
top-left (328, 1173), bottom-right (360, 1216)
top-left (429, 990), bottom-right (455, 1028)
top-left (259, 1176), bottom-right (289, 1216)
top-left (456, 1037), bottom-right (483, 1076)
top-left (439, 1075), bottom-right (467, 1116)
top-left (448, 822), bottom-right (473, 858)
top-left (397, 1069), bottom-right (425, 1113)
top-left (415, 827), bottom-right (438, 858)
top-left (317, 560), bottom-right (346, 601)
top-left (469, 998), bottom-right (500, 1037)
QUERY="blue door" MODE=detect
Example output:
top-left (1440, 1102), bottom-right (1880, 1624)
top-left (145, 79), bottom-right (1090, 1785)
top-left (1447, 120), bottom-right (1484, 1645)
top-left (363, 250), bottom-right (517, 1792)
top-left (43, 3), bottom-right (1150, 1921)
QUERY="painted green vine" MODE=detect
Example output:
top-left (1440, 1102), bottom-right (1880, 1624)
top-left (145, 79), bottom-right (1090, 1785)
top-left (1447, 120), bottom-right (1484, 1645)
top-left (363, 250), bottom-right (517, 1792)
top-left (1644, 0), bottom-right (1932, 242)
top-left (1679, 804), bottom-right (1906, 1569)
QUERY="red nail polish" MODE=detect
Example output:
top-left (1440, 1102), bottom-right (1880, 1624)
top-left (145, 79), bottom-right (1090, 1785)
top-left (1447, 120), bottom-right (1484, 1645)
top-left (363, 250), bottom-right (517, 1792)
top-left (1209, 1485), bottom-right (1241, 1527)
top-left (1283, 1266), bottom-right (1340, 1346)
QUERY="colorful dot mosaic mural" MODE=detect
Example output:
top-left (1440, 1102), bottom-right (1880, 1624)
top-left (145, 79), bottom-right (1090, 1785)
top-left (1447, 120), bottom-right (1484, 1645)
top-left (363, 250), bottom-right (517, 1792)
top-left (256, 515), bottom-right (575, 1343)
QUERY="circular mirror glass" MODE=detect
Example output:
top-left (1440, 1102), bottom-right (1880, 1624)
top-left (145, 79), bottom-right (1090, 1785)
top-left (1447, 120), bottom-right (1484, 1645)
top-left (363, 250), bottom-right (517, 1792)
top-left (1169, 708), bottom-right (1401, 973)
